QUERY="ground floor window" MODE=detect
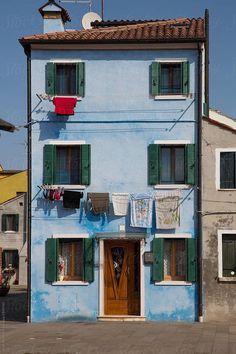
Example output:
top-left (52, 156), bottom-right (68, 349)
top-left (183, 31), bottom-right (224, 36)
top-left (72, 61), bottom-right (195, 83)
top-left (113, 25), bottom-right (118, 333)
top-left (58, 239), bottom-right (84, 281)
top-left (218, 231), bottom-right (236, 278)
top-left (46, 237), bottom-right (94, 283)
top-left (222, 234), bottom-right (236, 277)
top-left (153, 236), bottom-right (196, 282)
top-left (164, 239), bottom-right (186, 281)
top-left (2, 249), bottom-right (19, 269)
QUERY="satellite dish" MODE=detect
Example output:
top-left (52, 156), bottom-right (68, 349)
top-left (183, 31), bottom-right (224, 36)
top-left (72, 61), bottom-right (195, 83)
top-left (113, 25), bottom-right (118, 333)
top-left (82, 12), bottom-right (102, 30)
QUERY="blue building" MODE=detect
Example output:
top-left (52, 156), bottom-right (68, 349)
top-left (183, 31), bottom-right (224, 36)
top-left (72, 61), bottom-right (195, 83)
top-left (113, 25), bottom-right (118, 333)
top-left (20, 1), bottom-right (208, 322)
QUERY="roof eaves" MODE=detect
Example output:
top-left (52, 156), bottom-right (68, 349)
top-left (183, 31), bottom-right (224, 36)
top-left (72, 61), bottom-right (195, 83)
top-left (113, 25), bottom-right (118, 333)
top-left (19, 36), bottom-right (206, 47)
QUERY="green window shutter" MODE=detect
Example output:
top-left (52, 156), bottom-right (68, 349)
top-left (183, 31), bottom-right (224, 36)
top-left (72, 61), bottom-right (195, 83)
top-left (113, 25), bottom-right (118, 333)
top-left (84, 238), bottom-right (94, 282)
top-left (43, 145), bottom-right (56, 185)
top-left (45, 238), bottom-right (58, 282)
top-left (46, 63), bottom-right (55, 96)
top-left (76, 62), bottom-right (85, 97)
top-left (14, 214), bottom-right (19, 232)
top-left (148, 144), bottom-right (160, 185)
top-left (80, 144), bottom-right (91, 185)
top-left (203, 102), bottom-right (208, 117)
top-left (187, 238), bottom-right (196, 282)
top-left (185, 144), bottom-right (195, 185)
top-left (182, 61), bottom-right (189, 95)
top-left (152, 238), bottom-right (164, 282)
top-left (2, 215), bottom-right (7, 232)
top-left (151, 62), bottom-right (160, 96)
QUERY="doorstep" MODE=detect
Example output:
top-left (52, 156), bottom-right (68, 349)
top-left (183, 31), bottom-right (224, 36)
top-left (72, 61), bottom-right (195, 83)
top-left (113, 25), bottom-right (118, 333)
top-left (98, 316), bottom-right (146, 322)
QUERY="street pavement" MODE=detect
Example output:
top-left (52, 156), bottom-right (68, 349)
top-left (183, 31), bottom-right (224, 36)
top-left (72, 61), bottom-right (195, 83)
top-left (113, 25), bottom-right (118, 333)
top-left (1, 319), bottom-right (236, 354)
top-left (1, 287), bottom-right (236, 354)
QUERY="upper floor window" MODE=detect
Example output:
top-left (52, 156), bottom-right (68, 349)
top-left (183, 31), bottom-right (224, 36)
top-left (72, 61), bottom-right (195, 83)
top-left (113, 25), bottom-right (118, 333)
top-left (216, 149), bottom-right (236, 190)
top-left (151, 60), bottom-right (189, 97)
top-left (43, 142), bottom-right (91, 186)
top-left (1, 214), bottom-right (19, 232)
top-left (46, 62), bottom-right (85, 97)
top-left (56, 64), bottom-right (76, 96)
top-left (160, 145), bottom-right (185, 184)
top-left (160, 63), bottom-right (182, 95)
top-left (148, 141), bottom-right (195, 186)
top-left (220, 151), bottom-right (236, 189)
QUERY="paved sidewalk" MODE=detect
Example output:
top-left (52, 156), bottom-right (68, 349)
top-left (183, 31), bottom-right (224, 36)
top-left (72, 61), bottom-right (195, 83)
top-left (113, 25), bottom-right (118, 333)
top-left (1, 320), bottom-right (236, 354)
top-left (0, 286), bottom-right (27, 322)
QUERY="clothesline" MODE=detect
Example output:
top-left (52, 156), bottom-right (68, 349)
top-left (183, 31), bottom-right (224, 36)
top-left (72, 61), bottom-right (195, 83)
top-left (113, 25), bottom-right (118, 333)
top-left (36, 189), bottom-right (185, 230)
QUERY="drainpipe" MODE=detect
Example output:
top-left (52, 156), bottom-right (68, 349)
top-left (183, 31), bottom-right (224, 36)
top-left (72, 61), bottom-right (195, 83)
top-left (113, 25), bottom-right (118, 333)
top-left (197, 41), bottom-right (203, 323)
top-left (25, 46), bottom-right (32, 323)
top-left (205, 9), bottom-right (209, 118)
top-left (197, 9), bottom-right (209, 323)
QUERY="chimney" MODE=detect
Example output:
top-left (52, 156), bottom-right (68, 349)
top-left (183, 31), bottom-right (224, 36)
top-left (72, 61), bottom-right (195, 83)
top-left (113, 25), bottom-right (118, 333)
top-left (38, 0), bottom-right (71, 33)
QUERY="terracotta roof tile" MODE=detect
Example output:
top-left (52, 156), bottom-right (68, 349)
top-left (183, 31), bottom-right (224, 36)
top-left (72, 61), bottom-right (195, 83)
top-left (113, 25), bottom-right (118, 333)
top-left (19, 17), bottom-right (205, 45)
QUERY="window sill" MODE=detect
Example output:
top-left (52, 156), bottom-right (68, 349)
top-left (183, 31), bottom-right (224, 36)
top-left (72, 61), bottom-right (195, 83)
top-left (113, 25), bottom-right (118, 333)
top-left (3, 231), bottom-right (18, 234)
top-left (154, 95), bottom-right (187, 100)
top-left (218, 277), bottom-right (236, 282)
top-left (217, 189), bottom-right (236, 191)
top-left (155, 281), bottom-right (192, 286)
top-left (50, 185), bottom-right (86, 190)
top-left (154, 184), bottom-right (191, 190)
top-left (49, 96), bottom-right (82, 101)
top-left (52, 281), bottom-right (89, 286)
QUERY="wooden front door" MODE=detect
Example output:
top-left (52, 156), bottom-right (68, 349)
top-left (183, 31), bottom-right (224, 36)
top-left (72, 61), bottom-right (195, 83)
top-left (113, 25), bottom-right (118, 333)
top-left (104, 240), bottom-right (140, 316)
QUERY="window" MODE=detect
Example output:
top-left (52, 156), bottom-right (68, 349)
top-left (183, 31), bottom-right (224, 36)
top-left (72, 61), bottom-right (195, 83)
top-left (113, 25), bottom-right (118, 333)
top-left (218, 231), bottom-right (236, 279)
top-left (222, 234), bottom-right (236, 277)
top-left (43, 143), bottom-right (91, 186)
top-left (1, 214), bottom-right (19, 232)
top-left (151, 61), bottom-right (189, 97)
top-left (164, 239), bottom-right (186, 281)
top-left (45, 237), bottom-right (94, 283)
top-left (2, 250), bottom-right (19, 269)
top-left (160, 146), bottom-right (185, 184)
top-left (148, 143), bottom-right (195, 186)
top-left (46, 62), bottom-right (85, 97)
top-left (56, 64), bottom-right (76, 96)
top-left (160, 63), bottom-right (182, 95)
top-left (220, 151), bottom-right (236, 189)
top-left (152, 237), bottom-right (196, 283)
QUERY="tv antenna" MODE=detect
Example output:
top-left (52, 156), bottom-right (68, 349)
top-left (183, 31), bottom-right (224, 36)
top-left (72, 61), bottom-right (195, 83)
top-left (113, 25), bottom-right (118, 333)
top-left (59, 0), bottom-right (104, 20)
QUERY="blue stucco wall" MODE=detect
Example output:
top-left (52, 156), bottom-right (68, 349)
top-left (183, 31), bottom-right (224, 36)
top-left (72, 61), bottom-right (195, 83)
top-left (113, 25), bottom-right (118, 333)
top-left (30, 49), bottom-right (199, 322)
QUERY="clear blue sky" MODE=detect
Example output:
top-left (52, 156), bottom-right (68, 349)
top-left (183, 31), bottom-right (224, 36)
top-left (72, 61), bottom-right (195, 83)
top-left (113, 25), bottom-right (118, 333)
top-left (0, 0), bottom-right (235, 170)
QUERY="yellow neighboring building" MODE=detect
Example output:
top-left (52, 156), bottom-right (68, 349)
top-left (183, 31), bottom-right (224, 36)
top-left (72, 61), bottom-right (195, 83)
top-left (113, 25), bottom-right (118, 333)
top-left (0, 165), bottom-right (28, 285)
top-left (0, 165), bottom-right (27, 204)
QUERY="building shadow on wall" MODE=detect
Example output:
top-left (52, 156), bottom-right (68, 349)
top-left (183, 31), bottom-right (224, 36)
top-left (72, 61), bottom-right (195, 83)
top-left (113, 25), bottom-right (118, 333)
top-left (35, 197), bottom-right (77, 217)
top-left (38, 112), bottom-right (68, 141)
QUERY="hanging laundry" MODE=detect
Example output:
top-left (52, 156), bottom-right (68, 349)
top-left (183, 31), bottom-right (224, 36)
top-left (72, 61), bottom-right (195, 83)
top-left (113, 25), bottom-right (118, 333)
top-left (112, 193), bottom-right (129, 216)
top-left (130, 193), bottom-right (153, 228)
top-left (53, 97), bottom-right (77, 115)
top-left (63, 191), bottom-right (83, 209)
top-left (154, 190), bottom-right (181, 229)
top-left (87, 193), bottom-right (109, 214)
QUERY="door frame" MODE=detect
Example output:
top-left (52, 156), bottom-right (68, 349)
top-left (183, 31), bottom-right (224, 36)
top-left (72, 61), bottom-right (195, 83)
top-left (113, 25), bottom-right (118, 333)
top-left (99, 238), bottom-right (145, 317)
